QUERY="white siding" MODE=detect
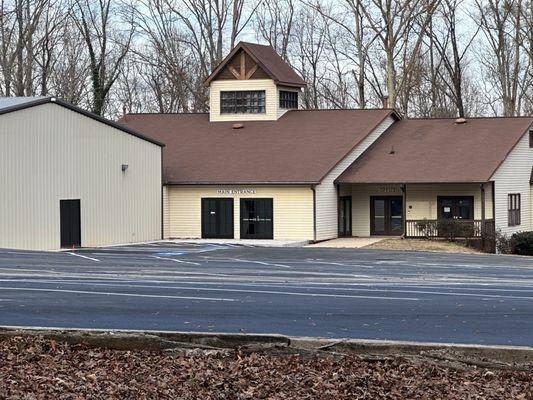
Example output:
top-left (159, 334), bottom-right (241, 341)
top-left (0, 103), bottom-right (162, 250)
top-left (491, 133), bottom-right (533, 235)
top-left (164, 185), bottom-right (314, 241)
top-left (209, 79), bottom-right (280, 122)
top-left (314, 116), bottom-right (395, 241)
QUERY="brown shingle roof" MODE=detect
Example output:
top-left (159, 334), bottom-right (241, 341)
top-left (204, 42), bottom-right (306, 87)
top-left (119, 109), bottom-right (396, 185)
top-left (336, 117), bottom-right (533, 184)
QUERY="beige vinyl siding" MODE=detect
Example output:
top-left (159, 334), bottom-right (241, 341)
top-left (209, 79), bottom-right (279, 121)
top-left (163, 185), bottom-right (171, 239)
top-left (164, 185), bottom-right (314, 240)
top-left (314, 116), bottom-right (395, 241)
top-left (0, 103), bottom-right (162, 250)
top-left (340, 183), bottom-right (493, 237)
top-left (491, 133), bottom-right (533, 235)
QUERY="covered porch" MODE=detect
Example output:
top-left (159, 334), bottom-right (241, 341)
top-left (337, 183), bottom-right (495, 240)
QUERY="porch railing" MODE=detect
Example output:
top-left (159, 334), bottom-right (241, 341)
top-left (405, 219), bottom-right (495, 238)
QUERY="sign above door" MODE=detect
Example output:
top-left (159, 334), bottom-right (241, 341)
top-left (217, 189), bottom-right (257, 195)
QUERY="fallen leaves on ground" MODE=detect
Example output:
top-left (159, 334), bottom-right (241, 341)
top-left (0, 336), bottom-right (531, 399)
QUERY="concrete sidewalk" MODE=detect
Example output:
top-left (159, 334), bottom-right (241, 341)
top-left (307, 237), bottom-right (386, 248)
top-left (167, 238), bottom-right (309, 247)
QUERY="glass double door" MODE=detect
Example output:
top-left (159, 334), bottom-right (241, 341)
top-left (370, 196), bottom-right (403, 236)
top-left (240, 198), bottom-right (273, 239)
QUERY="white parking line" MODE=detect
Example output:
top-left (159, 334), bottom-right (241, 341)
top-left (0, 286), bottom-right (234, 302)
top-left (230, 258), bottom-right (293, 269)
top-left (152, 256), bottom-right (200, 266)
top-left (308, 260), bottom-right (374, 268)
top-left (0, 281), bottom-right (419, 301)
top-left (67, 252), bottom-right (100, 262)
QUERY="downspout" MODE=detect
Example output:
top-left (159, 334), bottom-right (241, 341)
top-left (401, 183), bottom-right (407, 238)
top-left (480, 183), bottom-right (486, 251)
top-left (492, 181), bottom-right (497, 253)
top-left (160, 147), bottom-right (164, 240)
top-left (336, 183), bottom-right (340, 238)
top-left (311, 185), bottom-right (317, 242)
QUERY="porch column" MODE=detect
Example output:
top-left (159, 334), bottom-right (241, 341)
top-left (480, 183), bottom-right (486, 222)
top-left (480, 183), bottom-right (486, 248)
top-left (402, 183), bottom-right (407, 237)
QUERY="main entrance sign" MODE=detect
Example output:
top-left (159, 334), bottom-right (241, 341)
top-left (217, 189), bottom-right (257, 195)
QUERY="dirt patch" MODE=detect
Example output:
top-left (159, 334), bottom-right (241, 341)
top-left (364, 238), bottom-right (482, 254)
top-left (0, 336), bottom-right (531, 399)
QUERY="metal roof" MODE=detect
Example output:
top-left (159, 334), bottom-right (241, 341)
top-left (0, 96), bottom-right (48, 111)
top-left (0, 97), bottom-right (164, 147)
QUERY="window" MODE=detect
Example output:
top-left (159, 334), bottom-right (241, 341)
top-left (279, 90), bottom-right (298, 109)
top-left (530, 131), bottom-right (533, 147)
top-left (220, 91), bottom-right (265, 114)
top-left (508, 194), bottom-right (521, 226)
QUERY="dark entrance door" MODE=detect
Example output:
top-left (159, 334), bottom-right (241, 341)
top-left (370, 196), bottom-right (403, 236)
top-left (437, 196), bottom-right (474, 220)
top-left (339, 196), bottom-right (352, 236)
top-left (60, 199), bottom-right (81, 248)
top-left (240, 198), bottom-right (273, 239)
top-left (201, 198), bottom-right (234, 239)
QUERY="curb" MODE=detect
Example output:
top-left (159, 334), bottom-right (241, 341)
top-left (0, 326), bottom-right (531, 369)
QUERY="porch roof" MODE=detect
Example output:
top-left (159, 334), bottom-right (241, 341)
top-left (336, 117), bottom-right (533, 184)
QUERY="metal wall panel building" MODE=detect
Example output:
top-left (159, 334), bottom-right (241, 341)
top-left (0, 100), bottom-right (162, 250)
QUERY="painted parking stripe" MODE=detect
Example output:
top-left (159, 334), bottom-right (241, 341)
top-left (0, 286), bottom-right (234, 302)
top-left (152, 256), bottom-right (200, 266)
top-left (67, 252), bottom-right (100, 262)
top-left (8, 279), bottom-right (533, 300)
top-left (0, 281), bottom-right (419, 301)
top-left (230, 258), bottom-right (292, 269)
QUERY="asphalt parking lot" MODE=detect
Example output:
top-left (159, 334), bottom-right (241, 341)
top-left (0, 242), bottom-right (532, 346)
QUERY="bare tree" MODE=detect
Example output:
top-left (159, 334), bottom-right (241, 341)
top-left (427, 0), bottom-right (480, 117)
top-left (475, 0), bottom-right (529, 116)
top-left (164, 0), bottom-right (259, 78)
top-left (72, 0), bottom-right (134, 115)
top-left (0, 0), bottom-right (49, 96)
top-left (292, 5), bottom-right (327, 109)
top-left (50, 19), bottom-right (89, 105)
top-left (308, 0), bottom-right (374, 108)
top-left (359, 0), bottom-right (440, 110)
top-left (254, 0), bottom-right (294, 60)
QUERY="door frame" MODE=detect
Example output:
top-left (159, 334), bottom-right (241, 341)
top-left (370, 196), bottom-right (404, 236)
top-left (201, 198), bottom-right (234, 239)
top-left (240, 198), bottom-right (274, 240)
top-left (338, 196), bottom-right (352, 237)
top-left (437, 196), bottom-right (474, 220)
top-left (60, 199), bottom-right (81, 248)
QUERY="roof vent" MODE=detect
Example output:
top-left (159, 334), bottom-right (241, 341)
top-left (455, 117), bottom-right (467, 124)
top-left (232, 123), bottom-right (244, 129)
top-left (389, 146), bottom-right (395, 154)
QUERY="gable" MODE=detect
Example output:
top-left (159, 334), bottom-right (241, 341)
top-left (204, 42), bottom-right (306, 87)
top-left (216, 49), bottom-right (270, 81)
